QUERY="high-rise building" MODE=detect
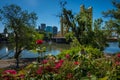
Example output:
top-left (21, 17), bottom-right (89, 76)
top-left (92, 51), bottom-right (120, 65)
top-left (40, 23), bottom-right (46, 31)
top-left (45, 26), bottom-right (53, 33)
top-left (53, 26), bottom-right (58, 36)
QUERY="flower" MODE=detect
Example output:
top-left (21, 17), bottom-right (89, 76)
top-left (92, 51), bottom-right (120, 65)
top-left (55, 63), bottom-right (62, 69)
top-left (65, 54), bottom-right (70, 59)
top-left (36, 67), bottom-right (43, 74)
top-left (18, 74), bottom-right (25, 79)
top-left (115, 61), bottom-right (120, 65)
top-left (59, 59), bottom-right (64, 63)
top-left (42, 59), bottom-right (48, 64)
top-left (117, 53), bottom-right (120, 58)
top-left (36, 40), bottom-right (43, 45)
top-left (74, 61), bottom-right (79, 65)
top-left (54, 59), bottom-right (64, 69)
top-left (3, 70), bottom-right (17, 75)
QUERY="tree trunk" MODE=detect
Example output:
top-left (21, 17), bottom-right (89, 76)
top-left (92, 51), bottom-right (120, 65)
top-left (14, 50), bottom-right (22, 68)
top-left (14, 32), bottom-right (22, 68)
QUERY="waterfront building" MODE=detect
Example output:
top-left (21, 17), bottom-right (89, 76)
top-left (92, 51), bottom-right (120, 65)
top-left (40, 23), bottom-right (46, 31)
top-left (53, 26), bottom-right (58, 36)
top-left (45, 26), bottom-right (53, 33)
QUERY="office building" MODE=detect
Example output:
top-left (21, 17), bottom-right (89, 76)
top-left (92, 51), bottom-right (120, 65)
top-left (45, 26), bottom-right (53, 33)
top-left (53, 26), bottom-right (58, 35)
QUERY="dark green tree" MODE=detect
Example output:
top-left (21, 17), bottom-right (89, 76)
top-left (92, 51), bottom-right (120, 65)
top-left (60, 3), bottom-right (107, 50)
top-left (0, 4), bottom-right (43, 68)
top-left (93, 18), bottom-right (108, 50)
top-left (103, 0), bottom-right (120, 45)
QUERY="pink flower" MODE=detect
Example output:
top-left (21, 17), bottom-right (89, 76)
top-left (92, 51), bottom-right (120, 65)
top-left (55, 63), bottom-right (62, 69)
top-left (115, 61), bottom-right (120, 65)
top-left (65, 54), bottom-right (70, 59)
top-left (55, 59), bottom-right (64, 64)
top-left (36, 67), bottom-right (43, 74)
top-left (3, 70), bottom-right (17, 75)
top-left (54, 60), bottom-right (64, 69)
top-left (42, 59), bottom-right (48, 64)
top-left (74, 61), bottom-right (79, 65)
top-left (117, 54), bottom-right (120, 58)
top-left (36, 40), bottom-right (43, 45)
top-left (18, 74), bottom-right (25, 79)
top-left (59, 59), bottom-right (64, 64)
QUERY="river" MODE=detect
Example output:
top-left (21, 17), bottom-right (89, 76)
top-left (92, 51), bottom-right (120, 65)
top-left (0, 42), bottom-right (120, 59)
top-left (0, 42), bottom-right (70, 59)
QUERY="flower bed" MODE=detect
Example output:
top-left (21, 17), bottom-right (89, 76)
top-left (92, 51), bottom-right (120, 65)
top-left (0, 52), bottom-right (120, 80)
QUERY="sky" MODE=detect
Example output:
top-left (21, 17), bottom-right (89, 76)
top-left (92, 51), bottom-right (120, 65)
top-left (0, 0), bottom-right (115, 33)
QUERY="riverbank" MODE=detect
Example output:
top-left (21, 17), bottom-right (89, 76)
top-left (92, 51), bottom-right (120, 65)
top-left (0, 53), bottom-right (113, 69)
top-left (0, 58), bottom-right (37, 69)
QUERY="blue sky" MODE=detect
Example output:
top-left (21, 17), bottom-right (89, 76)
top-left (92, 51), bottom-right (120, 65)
top-left (0, 0), bottom-right (114, 33)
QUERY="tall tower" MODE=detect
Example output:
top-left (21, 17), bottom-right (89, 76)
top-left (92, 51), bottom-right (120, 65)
top-left (80, 5), bottom-right (85, 13)
top-left (87, 6), bottom-right (93, 30)
top-left (80, 5), bottom-right (93, 30)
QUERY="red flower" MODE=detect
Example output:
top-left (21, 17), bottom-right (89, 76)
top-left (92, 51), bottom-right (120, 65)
top-left (36, 40), bottom-right (43, 45)
top-left (42, 59), bottom-right (48, 64)
top-left (3, 70), bottom-right (17, 75)
top-left (55, 63), bottom-right (62, 69)
top-left (54, 59), bottom-right (64, 69)
top-left (36, 67), bottom-right (43, 74)
top-left (74, 61), bottom-right (79, 65)
top-left (115, 61), bottom-right (120, 65)
top-left (59, 59), bottom-right (64, 64)
top-left (65, 54), bottom-right (70, 59)
top-left (117, 54), bottom-right (120, 58)
top-left (18, 74), bottom-right (25, 79)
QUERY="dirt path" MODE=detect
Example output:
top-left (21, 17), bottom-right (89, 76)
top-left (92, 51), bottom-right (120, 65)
top-left (0, 58), bottom-right (37, 68)
top-left (0, 59), bottom-right (16, 68)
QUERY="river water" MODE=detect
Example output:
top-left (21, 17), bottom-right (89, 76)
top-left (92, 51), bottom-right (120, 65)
top-left (0, 42), bottom-right (70, 59)
top-left (0, 42), bottom-right (120, 59)
top-left (104, 42), bottom-right (120, 54)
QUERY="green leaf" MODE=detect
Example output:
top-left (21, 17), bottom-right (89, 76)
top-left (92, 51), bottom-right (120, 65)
top-left (29, 50), bottom-right (38, 53)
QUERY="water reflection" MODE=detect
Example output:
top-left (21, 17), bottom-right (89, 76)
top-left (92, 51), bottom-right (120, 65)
top-left (104, 42), bottom-right (120, 54)
top-left (5, 46), bottom-right (8, 53)
top-left (1, 41), bottom-right (120, 59)
top-left (0, 42), bottom-right (70, 59)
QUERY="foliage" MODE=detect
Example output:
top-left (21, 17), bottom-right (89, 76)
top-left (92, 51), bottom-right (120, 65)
top-left (57, 45), bottom-right (103, 60)
top-left (103, 0), bottom-right (120, 46)
top-left (1, 52), bottom-right (120, 80)
top-left (60, 4), bottom-right (108, 50)
top-left (108, 53), bottom-right (120, 80)
top-left (0, 4), bottom-right (43, 67)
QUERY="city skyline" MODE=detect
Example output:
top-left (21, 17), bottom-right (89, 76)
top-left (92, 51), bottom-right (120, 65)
top-left (0, 0), bottom-right (115, 33)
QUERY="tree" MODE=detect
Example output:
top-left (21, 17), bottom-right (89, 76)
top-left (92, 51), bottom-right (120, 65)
top-left (93, 18), bottom-right (108, 50)
top-left (0, 4), bottom-right (43, 68)
top-left (60, 2), bottom-right (107, 50)
top-left (103, 0), bottom-right (120, 45)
